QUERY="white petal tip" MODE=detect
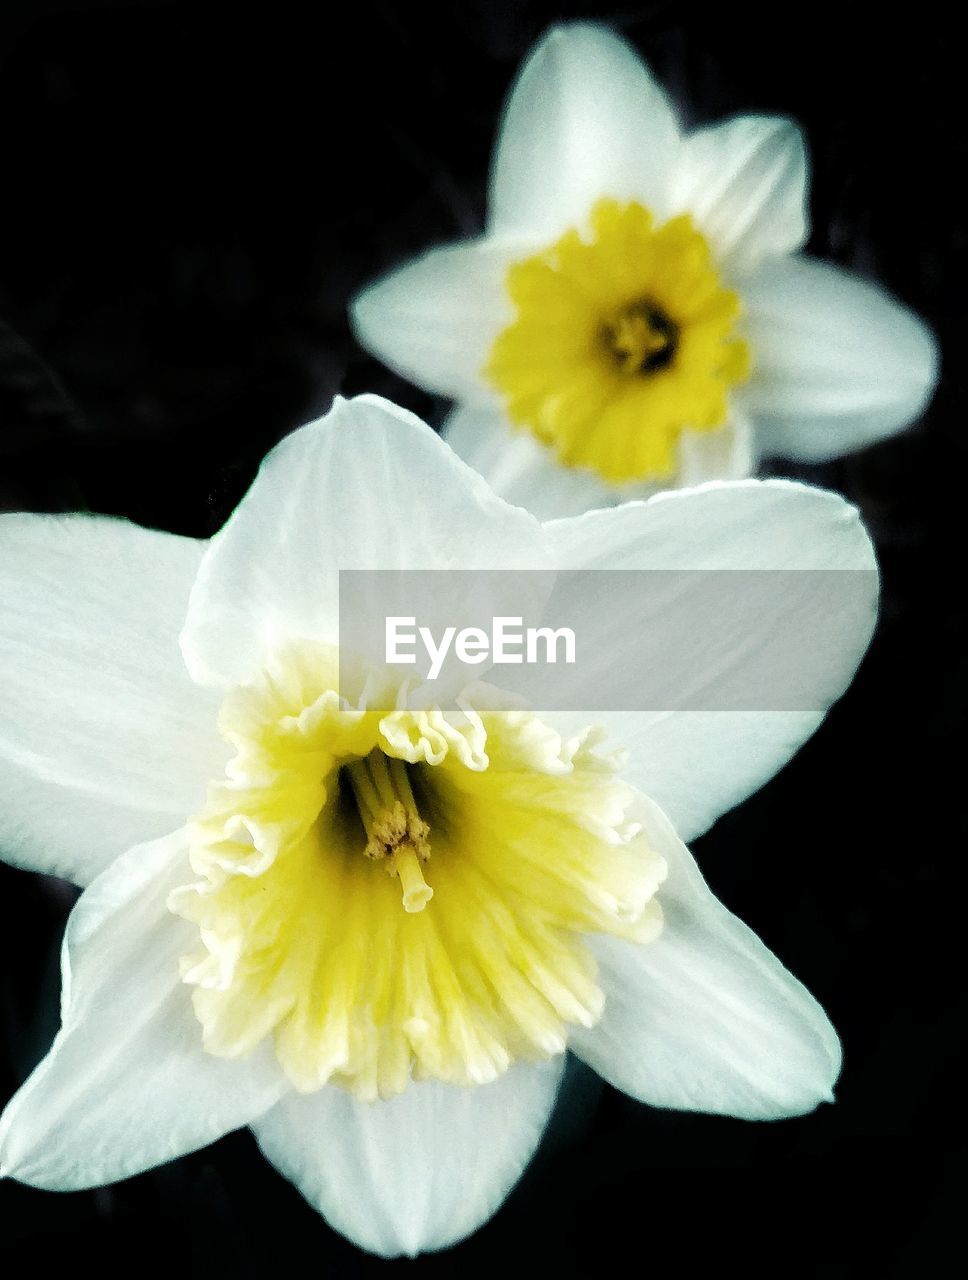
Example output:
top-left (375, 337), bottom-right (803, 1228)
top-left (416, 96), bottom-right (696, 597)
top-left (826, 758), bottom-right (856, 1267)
top-left (348, 285), bottom-right (376, 334)
top-left (544, 20), bottom-right (626, 47)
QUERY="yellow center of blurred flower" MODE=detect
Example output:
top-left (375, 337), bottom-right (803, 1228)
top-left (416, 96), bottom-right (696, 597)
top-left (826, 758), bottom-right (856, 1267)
top-left (170, 643), bottom-right (666, 1101)
top-left (485, 199), bottom-right (751, 484)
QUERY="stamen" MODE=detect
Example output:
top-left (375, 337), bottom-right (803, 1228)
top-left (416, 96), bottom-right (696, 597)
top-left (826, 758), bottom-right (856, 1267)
top-left (603, 301), bottom-right (678, 375)
top-left (345, 751), bottom-right (433, 912)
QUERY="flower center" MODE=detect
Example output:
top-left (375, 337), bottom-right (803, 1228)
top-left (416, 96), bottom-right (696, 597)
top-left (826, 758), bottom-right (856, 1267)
top-left (170, 643), bottom-right (667, 1100)
top-left (602, 300), bottom-right (678, 375)
top-left (344, 751), bottom-right (432, 913)
top-left (485, 199), bottom-right (751, 484)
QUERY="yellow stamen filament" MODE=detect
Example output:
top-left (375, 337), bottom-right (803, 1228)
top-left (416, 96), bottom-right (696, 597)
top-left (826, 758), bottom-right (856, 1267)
top-left (346, 752), bottom-right (433, 912)
top-left (604, 302), bottom-right (677, 374)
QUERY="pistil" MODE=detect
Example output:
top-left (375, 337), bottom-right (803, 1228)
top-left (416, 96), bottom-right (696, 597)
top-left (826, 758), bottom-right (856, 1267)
top-left (603, 300), bottom-right (678, 375)
top-left (345, 752), bottom-right (433, 913)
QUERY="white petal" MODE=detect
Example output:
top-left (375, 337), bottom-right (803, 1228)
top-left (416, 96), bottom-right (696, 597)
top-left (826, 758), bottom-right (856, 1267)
top-left (445, 407), bottom-right (754, 520)
top-left (0, 764), bottom-right (191, 885)
top-left (0, 829), bottom-right (285, 1189)
top-left (742, 256), bottom-right (939, 459)
top-left (350, 239), bottom-right (530, 403)
top-left (181, 395), bottom-right (550, 689)
top-left (253, 1060), bottom-right (563, 1257)
top-left (676, 410), bottom-right (756, 485)
top-left (547, 476), bottom-right (876, 570)
top-left (443, 404), bottom-right (642, 519)
top-left (0, 515), bottom-right (224, 884)
top-left (674, 116), bottom-right (809, 273)
top-left (571, 796), bottom-right (841, 1119)
top-left (544, 479), bottom-right (877, 841)
top-left (489, 23), bottom-right (680, 239)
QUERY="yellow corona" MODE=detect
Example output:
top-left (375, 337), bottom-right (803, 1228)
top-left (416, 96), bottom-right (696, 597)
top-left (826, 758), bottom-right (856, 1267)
top-left (171, 644), bottom-right (666, 1102)
top-left (486, 199), bottom-right (751, 483)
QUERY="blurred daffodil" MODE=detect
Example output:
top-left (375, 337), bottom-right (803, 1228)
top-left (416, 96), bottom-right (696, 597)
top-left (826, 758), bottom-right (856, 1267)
top-left (352, 24), bottom-right (938, 518)
top-left (0, 396), bottom-right (876, 1255)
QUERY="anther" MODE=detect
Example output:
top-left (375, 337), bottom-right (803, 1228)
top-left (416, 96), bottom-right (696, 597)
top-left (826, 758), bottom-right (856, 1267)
top-left (603, 301), bottom-right (678, 375)
top-left (346, 752), bottom-right (433, 912)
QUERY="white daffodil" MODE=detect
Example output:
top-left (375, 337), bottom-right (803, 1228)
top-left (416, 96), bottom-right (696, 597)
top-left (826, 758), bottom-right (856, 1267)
top-left (0, 395), bottom-right (876, 1257)
top-left (351, 23), bottom-right (939, 520)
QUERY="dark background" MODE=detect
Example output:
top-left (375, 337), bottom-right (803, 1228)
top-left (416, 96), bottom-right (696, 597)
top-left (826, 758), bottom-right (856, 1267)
top-left (0, 1), bottom-right (962, 1274)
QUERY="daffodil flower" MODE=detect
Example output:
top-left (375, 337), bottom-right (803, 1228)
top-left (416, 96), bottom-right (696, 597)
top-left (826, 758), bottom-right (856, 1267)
top-left (351, 23), bottom-right (939, 519)
top-left (0, 396), bottom-right (876, 1256)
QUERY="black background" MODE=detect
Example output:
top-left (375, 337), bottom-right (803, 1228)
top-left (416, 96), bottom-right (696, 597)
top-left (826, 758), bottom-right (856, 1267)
top-left (0, 1), bottom-right (963, 1274)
